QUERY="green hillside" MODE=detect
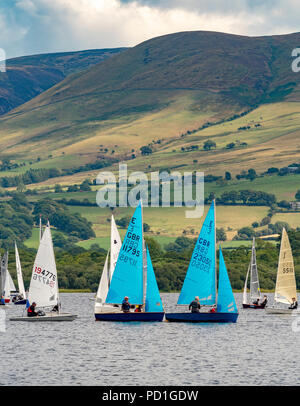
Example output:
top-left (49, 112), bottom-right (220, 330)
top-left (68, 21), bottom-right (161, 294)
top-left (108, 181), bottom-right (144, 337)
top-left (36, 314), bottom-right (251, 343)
top-left (0, 48), bottom-right (126, 116)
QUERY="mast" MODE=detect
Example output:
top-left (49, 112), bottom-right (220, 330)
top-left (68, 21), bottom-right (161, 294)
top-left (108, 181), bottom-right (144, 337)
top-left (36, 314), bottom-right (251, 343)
top-left (39, 215), bottom-right (42, 241)
top-left (214, 199), bottom-right (217, 306)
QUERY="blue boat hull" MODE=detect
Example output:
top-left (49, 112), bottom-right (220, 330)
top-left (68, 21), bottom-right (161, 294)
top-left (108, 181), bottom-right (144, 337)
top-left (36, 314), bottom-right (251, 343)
top-left (165, 312), bottom-right (238, 323)
top-left (95, 312), bottom-right (164, 322)
top-left (14, 299), bottom-right (27, 305)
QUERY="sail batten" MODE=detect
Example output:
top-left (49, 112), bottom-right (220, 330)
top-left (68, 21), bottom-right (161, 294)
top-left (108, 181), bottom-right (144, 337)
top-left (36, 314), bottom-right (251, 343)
top-left (274, 228), bottom-right (297, 305)
top-left (177, 201), bottom-right (216, 305)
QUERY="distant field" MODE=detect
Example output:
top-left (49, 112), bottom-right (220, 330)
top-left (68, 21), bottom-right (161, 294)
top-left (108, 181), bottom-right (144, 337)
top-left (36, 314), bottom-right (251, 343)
top-left (24, 227), bottom-right (63, 249)
top-left (271, 212), bottom-right (300, 228)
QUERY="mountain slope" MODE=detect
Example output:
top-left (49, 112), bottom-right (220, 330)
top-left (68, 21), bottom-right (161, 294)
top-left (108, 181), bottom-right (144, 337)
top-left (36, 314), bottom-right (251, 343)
top-left (0, 48), bottom-right (126, 115)
top-left (0, 30), bottom-right (300, 173)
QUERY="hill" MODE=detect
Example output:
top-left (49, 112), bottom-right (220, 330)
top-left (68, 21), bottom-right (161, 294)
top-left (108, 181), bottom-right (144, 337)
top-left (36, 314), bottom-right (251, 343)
top-left (0, 30), bottom-right (300, 180)
top-left (0, 48), bottom-right (126, 115)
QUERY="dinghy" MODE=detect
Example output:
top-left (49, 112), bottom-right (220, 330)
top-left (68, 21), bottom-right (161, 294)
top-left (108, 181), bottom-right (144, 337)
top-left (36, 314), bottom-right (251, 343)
top-left (165, 200), bottom-right (238, 323)
top-left (12, 243), bottom-right (27, 305)
top-left (10, 221), bottom-right (77, 322)
top-left (266, 228), bottom-right (297, 315)
top-left (95, 202), bottom-right (164, 322)
top-left (242, 238), bottom-right (266, 309)
top-left (94, 215), bottom-right (122, 314)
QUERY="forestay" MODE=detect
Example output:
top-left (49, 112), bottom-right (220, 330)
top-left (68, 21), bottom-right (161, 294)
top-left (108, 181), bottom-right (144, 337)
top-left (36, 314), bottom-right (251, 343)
top-left (28, 222), bottom-right (58, 308)
top-left (274, 228), bottom-right (297, 305)
top-left (178, 200), bottom-right (216, 305)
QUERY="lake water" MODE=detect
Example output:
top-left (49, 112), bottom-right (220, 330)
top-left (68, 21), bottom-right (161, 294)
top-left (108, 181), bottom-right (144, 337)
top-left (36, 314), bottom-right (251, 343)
top-left (1, 292), bottom-right (300, 386)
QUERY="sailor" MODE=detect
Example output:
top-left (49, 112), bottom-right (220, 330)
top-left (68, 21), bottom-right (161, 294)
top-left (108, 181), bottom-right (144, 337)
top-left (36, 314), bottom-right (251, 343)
top-left (134, 305), bottom-right (143, 313)
top-left (121, 296), bottom-right (131, 313)
top-left (253, 298), bottom-right (260, 306)
top-left (189, 296), bottom-right (201, 313)
top-left (52, 304), bottom-right (59, 312)
top-left (289, 297), bottom-right (298, 309)
top-left (261, 295), bottom-right (268, 307)
top-left (27, 302), bottom-right (38, 317)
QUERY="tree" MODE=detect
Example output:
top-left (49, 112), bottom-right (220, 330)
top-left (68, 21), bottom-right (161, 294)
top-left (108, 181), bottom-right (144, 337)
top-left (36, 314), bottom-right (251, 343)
top-left (140, 146), bottom-right (153, 155)
top-left (296, 190), bottom-right (300, 201)
top-left (226, 142), bottom-right (235, 149)
top-left (225, 171), bottom-right (231, 181)
top-left (246, 168), bottom-right (257, 181)
top-left (203, 140), bottom-right (216, 150)
top-left (216, 228), bottom-right (227, 242)
top-left (54, 184), bottom-right (63, 193)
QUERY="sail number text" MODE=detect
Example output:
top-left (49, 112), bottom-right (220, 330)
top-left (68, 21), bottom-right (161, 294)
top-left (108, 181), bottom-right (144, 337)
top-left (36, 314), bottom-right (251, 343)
top-left (33, 266), bottom-right (56, 287)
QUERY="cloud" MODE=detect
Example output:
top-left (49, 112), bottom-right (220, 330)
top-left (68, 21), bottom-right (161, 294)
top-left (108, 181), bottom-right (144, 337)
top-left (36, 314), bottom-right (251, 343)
top-left (0, 0), bottom-right (300, 59)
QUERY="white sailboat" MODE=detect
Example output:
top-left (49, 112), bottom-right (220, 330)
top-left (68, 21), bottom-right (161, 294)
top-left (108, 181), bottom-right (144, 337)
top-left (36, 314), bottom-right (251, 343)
top-left (10, 221), bottom-right (77, 321)
top-left (94, 215), bottom-right (122, 314)
top-left (266, 228), bottom-right (297, 314)
top-left (1, 252), bottom-right (11, 303)
top-left (242, 238), bottom-right (265, 308)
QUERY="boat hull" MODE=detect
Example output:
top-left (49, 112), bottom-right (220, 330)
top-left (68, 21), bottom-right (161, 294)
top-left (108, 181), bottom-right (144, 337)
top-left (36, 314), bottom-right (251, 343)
top-left (95, 312), bottom-right (164, 322)
top-left (265, 307), bottom-right (295, 315)
top-left (165, 312), bottom-right (238, 323)
top-left (13, 299), bottom-right (27, 305)
top-left (9, 313), bottom-right (78, 322)
top-left (242, 303), bottom-right (266, 309)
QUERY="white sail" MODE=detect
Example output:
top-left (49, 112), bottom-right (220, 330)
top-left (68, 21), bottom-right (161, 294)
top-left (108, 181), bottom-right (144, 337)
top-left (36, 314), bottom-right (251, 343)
top-left (95, 253), bottom-right (110, 305)
top-left (109, 215), bottom-right (122, 280)
top-left (274, 228), bottom-right (297, 305)
top-left (1, 253), bottom-right (9, 299)
top-left (243, 263), bottom-right (250, 304)
top-left (15, 242), bottom-right (26, 298)
top-left (7, 270), bottom-right (16, 292)
top-left (250, 237), bottom-right (260, 300)
top-left (28, 222), bottom-right (58, 308)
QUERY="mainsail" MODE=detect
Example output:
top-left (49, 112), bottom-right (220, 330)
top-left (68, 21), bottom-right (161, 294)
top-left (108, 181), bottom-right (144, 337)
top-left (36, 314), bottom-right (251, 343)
top-left (243, 238), bottom-right (260, 304)
top-left (28, 222), bottom-right (58, 307)
top-left (274, 228), bottom-right (297, 305)
top-left (7, 270), bottom-right (16, 292)
top-left (15, 242), bottom-right (26, 298)
top-left (106, 202), bottom-right (144, 305)
top-left (177, 200), bottom-right (216, 305)
top-left (217, 247), bottom-right (238, 313)
top-left (1, 253), bottom-right (9, 300)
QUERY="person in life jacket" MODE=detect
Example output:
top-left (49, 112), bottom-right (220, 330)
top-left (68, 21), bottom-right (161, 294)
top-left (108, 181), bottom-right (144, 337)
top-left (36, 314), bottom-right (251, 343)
top-left (27, 302), bottom-right (38, 317)
top-left (189, 296), bottom-right (201, 313)
top-left (121, 296), bottom-right (131, 313)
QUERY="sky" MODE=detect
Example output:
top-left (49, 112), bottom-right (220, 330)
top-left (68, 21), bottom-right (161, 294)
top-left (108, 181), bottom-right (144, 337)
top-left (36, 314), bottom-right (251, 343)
top-left (1, 0), bottom-right (300, 59)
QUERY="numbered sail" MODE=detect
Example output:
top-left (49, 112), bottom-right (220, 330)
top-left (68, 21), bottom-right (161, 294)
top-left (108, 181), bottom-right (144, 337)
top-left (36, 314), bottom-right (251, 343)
top-left (28, 222), bottom-right (58, 307)
top-left (178, 201), bottom-right (216, 305)
top-left (250, 238), bottom-right (260, 300)
top-left (106, 202), bottom-right (144, 305)
top-left (145, 246), bottom-right (164, 312)
top-left (110, 215), bottom-right (122, 280)
top-left (15, 242), bottom-right (26, 298)
top-left (95, 253), bottom-right (110, 305)
top-left (217, 247), bottom-right (237, 313)
top-left (274, 228), bottom-right (297, 305)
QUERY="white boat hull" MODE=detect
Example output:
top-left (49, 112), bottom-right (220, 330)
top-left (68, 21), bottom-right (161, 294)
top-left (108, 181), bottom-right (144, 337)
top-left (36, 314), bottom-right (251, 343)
top-left (9, 312), bottom-right (77, 321)
top-left (265, 307), bottom-right (295, 315)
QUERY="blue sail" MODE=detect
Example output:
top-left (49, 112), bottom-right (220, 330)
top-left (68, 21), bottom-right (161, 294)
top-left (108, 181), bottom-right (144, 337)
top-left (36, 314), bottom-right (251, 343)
top-left (145, 246), bottom-right (164, 313)
top-left (178, 201), bottom-right (216, 305)
top-left (217, 247), bottom-right (238, 313)
top-left (106, 203), bottom-right (144, 305)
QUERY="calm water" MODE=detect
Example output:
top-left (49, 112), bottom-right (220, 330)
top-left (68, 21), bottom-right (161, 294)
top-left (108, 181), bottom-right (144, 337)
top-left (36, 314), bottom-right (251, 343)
top-left (1, 292), bottom-right (300, 386)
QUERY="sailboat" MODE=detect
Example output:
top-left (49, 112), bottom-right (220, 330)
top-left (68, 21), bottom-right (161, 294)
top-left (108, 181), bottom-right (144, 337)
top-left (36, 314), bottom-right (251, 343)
top-left (95, 202), bottom-right (164, 322)
top-left (94, 215), bottom-right (122, 313)
top-left (165, 200), bottom-right (238, 323)
top-left (242, 238), bottom-right (265, 309)
top-left (266, 228), bottom-right (297, 315)
top-left (0, 253), bottom-right (8, 305)
top-left (10, 221), bottom-right (77, 322)
top-left (12, 243), bottom-right (27, 305)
